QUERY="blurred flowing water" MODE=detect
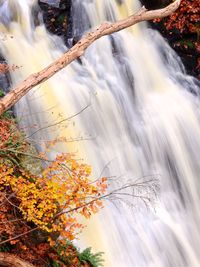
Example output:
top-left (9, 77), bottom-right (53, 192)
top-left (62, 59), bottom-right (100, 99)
top-left (0, 0), bottom-right (200, 266)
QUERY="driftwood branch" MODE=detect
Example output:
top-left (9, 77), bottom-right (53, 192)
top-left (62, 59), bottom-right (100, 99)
top-left (0, 0), bottom-right (181, 116)
top-left (0, 253), bottom-right (35, 267)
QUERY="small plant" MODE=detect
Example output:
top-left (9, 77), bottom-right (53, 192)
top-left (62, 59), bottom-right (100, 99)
top-left (0, 241), bottom-right (12, 253)
top-left (52, 259), bottom-right (61, 267)
top-left (0, 89), bottom-right (4, 97)
top-left (53, 240), bottom-right (104, 267)
top-left (78, 247), bottom-right (104, 267)
top-left (175, 39), bottom-right (195, 49)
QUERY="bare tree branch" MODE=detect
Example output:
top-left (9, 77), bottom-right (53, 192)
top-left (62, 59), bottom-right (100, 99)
top-left (55, 177), bottom-right (159, 218)
top-left (25, 102), bottom-right (91, 139)
top-left (0, 227), bottom-right (39, 246)
top-left (0, 0), bottom-right (181, 116)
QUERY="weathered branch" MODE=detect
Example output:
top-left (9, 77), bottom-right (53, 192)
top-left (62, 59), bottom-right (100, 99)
top-left (0, 253), bottom-right (35, 267)
top-left (0, 0), bottom-right (181, 116)
top-left (0, 227), bottom-right (39, 246)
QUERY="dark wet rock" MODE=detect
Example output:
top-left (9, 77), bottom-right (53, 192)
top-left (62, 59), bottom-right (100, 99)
top-left (0, 57), bottom-right (10, 95)
top-left (38, 0), bottom-right (72, 44)
top-left (140, 0), bottom-right (171, 9)
top-left (0, 55), bottom-right (14, 116)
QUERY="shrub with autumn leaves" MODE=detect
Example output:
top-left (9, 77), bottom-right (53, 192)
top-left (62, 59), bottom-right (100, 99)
top-left (153, 0), bottom-right (200, 78)
top-left (0, 115), bottom-right (106, 266)
top-left (0, 156), bottom-right (107, 240)
top-left (156, 0), bottom-right (200, 35)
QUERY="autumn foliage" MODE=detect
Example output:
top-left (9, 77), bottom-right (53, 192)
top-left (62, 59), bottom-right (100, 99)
top-left (0, 115), bottom-right (106, 266)
top-left (153, 0), bottom-right (200, 78)
top-left (0, 156), bottom-right (107, 238)
top-left (154, 0), bottom-right (200, 34)
top-left (0, 63), bottom-right (20, 74)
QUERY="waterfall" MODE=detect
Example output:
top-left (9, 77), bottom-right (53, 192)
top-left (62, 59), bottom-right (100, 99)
top-left (0, 0), bottom-right (200, 266)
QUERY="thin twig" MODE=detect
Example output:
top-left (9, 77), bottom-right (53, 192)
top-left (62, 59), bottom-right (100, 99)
top-left (0, 226), bottom-right (39, 246)
top-left (25, 103), bottom-right (91, 139)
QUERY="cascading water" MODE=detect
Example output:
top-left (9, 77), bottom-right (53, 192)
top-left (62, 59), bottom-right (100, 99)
top-left (0, 0), bottom-right (200, 266)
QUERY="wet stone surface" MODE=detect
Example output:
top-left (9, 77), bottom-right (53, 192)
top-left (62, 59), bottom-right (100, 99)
top-left (38, 0), bottom-right (72, 44)
top-left (0, 58), bottom-right (10, 95)
top-left (39, 0), bottom-right (61, 8)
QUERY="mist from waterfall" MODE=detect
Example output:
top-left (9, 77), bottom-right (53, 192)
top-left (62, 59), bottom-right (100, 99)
top-left (0, 0), bottom-right (200, 266)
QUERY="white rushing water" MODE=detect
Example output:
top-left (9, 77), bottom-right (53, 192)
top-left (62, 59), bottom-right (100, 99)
top-left (0, 0), bottom-right (200, 266)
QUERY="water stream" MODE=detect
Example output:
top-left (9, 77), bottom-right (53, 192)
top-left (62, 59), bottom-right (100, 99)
top-left (0, 0), bottom-right (200, 266)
